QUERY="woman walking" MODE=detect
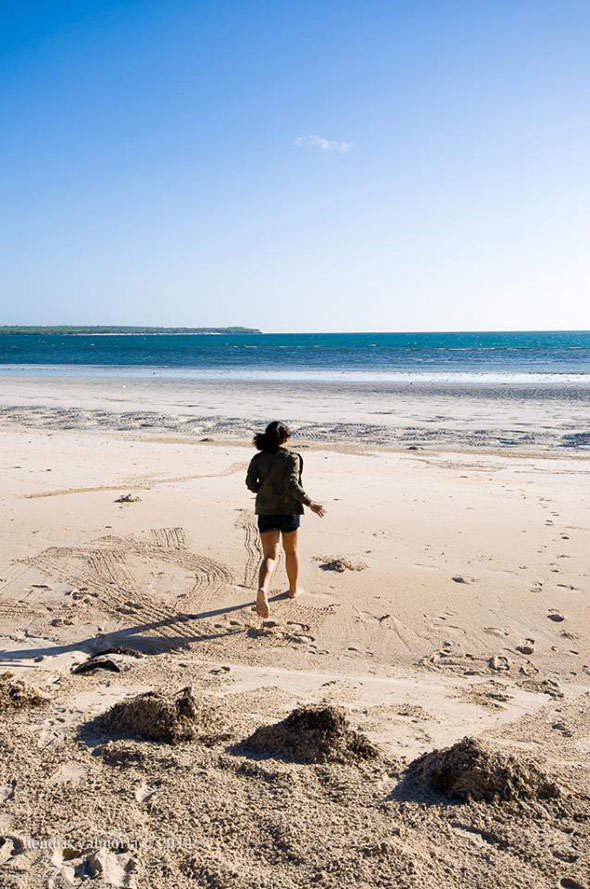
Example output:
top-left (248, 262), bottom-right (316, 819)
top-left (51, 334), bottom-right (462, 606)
top-left (246, 422), bottom-right (326, 618)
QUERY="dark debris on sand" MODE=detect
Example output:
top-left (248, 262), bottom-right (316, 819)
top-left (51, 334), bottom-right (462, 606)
top-left (407, 736), bottom-right (560, 802)
top-left (0, 671), bottom-right (49, 711)
top-left (86, 686), bottom-right (223, 745)
top-left (243, 705), bottom-right (379, 764)
top-left (317, 557), bottom-right (367, 573)
top-left (71, 655), bottom-right (122, 675)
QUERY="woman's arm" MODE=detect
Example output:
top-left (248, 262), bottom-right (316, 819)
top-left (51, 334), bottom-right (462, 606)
top-left (245, 456), bottom-right (260, 493)
top-left (286, 453), bottom-right (313, 506)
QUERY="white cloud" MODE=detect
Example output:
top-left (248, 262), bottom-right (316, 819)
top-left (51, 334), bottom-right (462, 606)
top-left (294, 134), bottom-right (352, 153)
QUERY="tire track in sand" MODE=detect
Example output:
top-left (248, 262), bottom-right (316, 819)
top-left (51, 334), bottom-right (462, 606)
top-left (232, 512), bottom-right (336, 632)
top-left (128, 530), bottom-right (233, 596)
top-left (234, 510), bottom-right (262, 589)
top-left (28, 545), bottom-right (190, 641)
top-left (25, 528), bottom-right (234, 641)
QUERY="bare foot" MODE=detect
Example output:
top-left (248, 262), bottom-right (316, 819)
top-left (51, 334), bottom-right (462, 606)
top-left (256, 589), bottom-right (270, 618)
top-left (287, 588), bottom-right (303, 599)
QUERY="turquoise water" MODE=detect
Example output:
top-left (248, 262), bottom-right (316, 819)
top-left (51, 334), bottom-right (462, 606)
top-left (0, 330), bottom-right (589, 381)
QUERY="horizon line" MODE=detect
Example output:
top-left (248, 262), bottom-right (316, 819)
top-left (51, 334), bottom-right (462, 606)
top-left (1, 326), bottom-right (589, 336)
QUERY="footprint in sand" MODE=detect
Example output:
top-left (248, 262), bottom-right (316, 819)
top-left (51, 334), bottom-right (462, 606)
top-left (247, 627), bottom-right (275, 639)
top-left (0, 835), bottom-right (26, 866)
top-left (551, 722), bottom-right (574, 738)
top-left (516, 639), bottom-right (535, 655)
top-left (343, 646), bottom-right (374, 658)
top-left (483, 627), bottom-right (509, 639)
top-left (48, 762), bottom-right (91, 785)
top-left (357, 610), bottom-right (392, 625)
top-left (288, 633), bottom-right (315, 645)
top-left (52, 847), bottom-right (138, 888)
top-left (135, 782), bottom-right (157, 803)
top-left (488, 654), bottom-right (510, 672)
top-left (557, 879), bottom-right (586, 889)
top-left (548, 611), bottom-right (566, 622)
top-left (0, 783), bottom-right (15, 802)
top-left (452, 576), bottom-right (477, 584)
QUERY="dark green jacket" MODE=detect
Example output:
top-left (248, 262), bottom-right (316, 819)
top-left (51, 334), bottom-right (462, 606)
top-left (246, 449), bottom-right (312, 515)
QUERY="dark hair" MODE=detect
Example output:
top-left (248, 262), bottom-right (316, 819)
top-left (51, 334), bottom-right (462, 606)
top-left (253, 421), bottom-right (291, 453)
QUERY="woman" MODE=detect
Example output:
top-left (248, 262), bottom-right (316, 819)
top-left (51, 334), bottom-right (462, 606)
top-left (245, 421), bottom-right (326, 618)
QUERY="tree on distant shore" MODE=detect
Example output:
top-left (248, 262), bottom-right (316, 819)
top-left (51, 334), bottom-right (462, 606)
top-left (0, 326), bottom-right (262, 335)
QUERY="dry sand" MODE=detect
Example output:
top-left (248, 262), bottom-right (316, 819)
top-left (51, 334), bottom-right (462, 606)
top-left (0, 372), bottom-right (589, 888)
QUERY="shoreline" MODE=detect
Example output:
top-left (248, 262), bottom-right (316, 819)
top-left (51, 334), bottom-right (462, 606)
top-left (1, 362), bottom-right (590, 384)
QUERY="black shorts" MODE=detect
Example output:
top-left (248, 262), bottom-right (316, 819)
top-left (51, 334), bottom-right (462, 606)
top-left (257, 514), bottom-right (301, 534)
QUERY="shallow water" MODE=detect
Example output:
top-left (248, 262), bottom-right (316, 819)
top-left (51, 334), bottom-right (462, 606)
top-left (1, 330), bottom-right (589, 382)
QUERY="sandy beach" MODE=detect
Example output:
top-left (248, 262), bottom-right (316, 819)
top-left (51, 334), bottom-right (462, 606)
top-left (1, 373), bottom-right (589, 888)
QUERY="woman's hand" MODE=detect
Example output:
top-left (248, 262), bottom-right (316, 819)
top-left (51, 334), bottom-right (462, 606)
top-left (310, 502), bottom-right (326, 517)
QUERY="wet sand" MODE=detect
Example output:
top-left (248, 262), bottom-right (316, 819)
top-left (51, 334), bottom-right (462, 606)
top-left (1, 370), bottom-right (589, 451)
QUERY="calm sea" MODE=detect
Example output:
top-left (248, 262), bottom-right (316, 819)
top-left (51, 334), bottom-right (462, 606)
top-left (0, 331), bottom-right (589, 382)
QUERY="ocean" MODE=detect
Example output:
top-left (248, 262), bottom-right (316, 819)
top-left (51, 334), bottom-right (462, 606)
top-left (0, 330), bottom-right (589, 382)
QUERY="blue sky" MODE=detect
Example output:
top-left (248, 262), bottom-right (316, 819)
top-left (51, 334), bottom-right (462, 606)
top-left (1, 0), bottom-right (589, 332)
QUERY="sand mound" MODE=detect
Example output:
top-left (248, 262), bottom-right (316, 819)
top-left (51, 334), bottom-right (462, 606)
top-left (0, 671), bottom-right (48, 711)
top-left (90, 686), bottom-right (219, 745)
top-left (408, 736), bottom-right (560, 802)
top-left (244, 705), bottom-right (378, 764)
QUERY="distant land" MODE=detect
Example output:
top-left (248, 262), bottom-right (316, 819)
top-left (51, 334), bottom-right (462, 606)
top-left (0, 326), bottom-right (262, 335)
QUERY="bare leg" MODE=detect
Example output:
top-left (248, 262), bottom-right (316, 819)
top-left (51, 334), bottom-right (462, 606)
top-left (257, 530), bottom-right (280, 618)
top-left (282, 529), bottom-right (301, 598)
